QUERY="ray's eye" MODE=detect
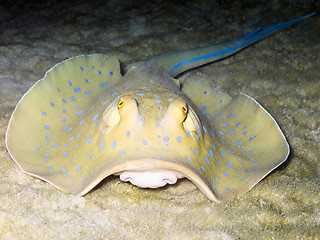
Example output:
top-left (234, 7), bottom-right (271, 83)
top-left (182, 105), bottom-right (188, 115)
top-left (118, 99), bottom-right (124, 109)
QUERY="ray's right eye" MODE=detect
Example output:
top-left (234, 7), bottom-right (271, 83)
top-left (118, 99), bottom-right (124, 109)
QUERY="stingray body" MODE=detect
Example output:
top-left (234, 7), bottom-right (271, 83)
top-left (5, 13), bottom-right (314, 202)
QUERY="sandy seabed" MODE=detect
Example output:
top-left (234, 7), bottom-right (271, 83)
top-left (0, 0), bottom-right (319, 239)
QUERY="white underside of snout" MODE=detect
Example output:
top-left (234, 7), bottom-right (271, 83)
top-left (116, 169), bottom-right (185, 188)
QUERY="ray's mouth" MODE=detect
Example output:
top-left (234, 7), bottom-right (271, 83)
top-left (115, 168), bottom-right (185, 188)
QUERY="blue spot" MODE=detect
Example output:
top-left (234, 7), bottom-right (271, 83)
top-left (201, 106), bottom-right (207, 110)
top-left (63, 109), bottom-right (67, 113)
top-left (74, 87), bottom-right (81, 93)
top-left (111, 141), bottom-right (116, 149)
top-left (203, 126), bottom-right (207, 133)
top-left (80, 66), bottom-right (83, 71)
top-left (50, 102), bottom-right (54, 107)
top-left (68, 81), bottom-right (72, 86)
top-left (44, 125), bottom-right (50, 129)
top-left (44, 158), bottom-right (49, 162)
top-left (99, 83), bottom-right (109, 87)
top-left (158, 106), bottom-right (163, 110)
top-left (243, 131), bottom-right (247, 135)
top-left (249, 137), bottom-right (254, 141)
top-left (77, 166), bottom-right (81, 172)
top-left (221, 152), bottom-right (226, 158)
top-left (109, 71), bottom-right (113, 75)
top-left (69, 136), bottom-right (74, 142)
top-left (209, 149), bottom-right (214, 159)
top-left (35, 147), bottom-right (39, 151)
top-left (62, 126), bottom-right (69, 131)
top-left (41, 112), bottom-right (47, 116)
top-left (93, 114), bottom-right (99, 121)
top-left (44, 154), bottom-right (49, 157)
top-left (136, 93), bottom-right (145, 96)
top-left (240, 178), bottom-right (244, 181)
top-left (142, 140), bottom-right (148, 145)
top-left (204, 91), bottom-right (207, 94)
top-left (215, 177), bottom-right (218, 182)
top-left (217, 160), bottom-right (221, 166)
top-left (214, 116), bottom-right (219, 119)
top-left (195, 149), bottom-right (199, 155)
top-left (235, 142), bottom-right (243, 146)
top-left (219, 112), bottom-right (223, 115)
top-left (63, 151), bottom-right (70, 157)
top-left (227, 162), bottom-right (233, 167)
top-left (84, 78), bottom-right (88, 83)
top-left (219, 131), bottom-right (225, 135)
top-left (249, 150), bottom-right (254, 153)
top-left (186, 157), bottom-right (192, 162)
top-left (210, 130), bottom-right (215, 137)
top-left (243, 126), bottom-right (247, 129)
top-left (85, 90), bottom-right (91, 95)
top-left (143, 89), bottom-right (151, 91)
top-left (190, 147), bottom-right (194, 152)
top-left (92, 66), bottom-right (95, 69)
top-left (100, 140), bottom-right (105, 150)
top-left (67, 127), bottom-right (73, 132)
top-left (254, 165), bottom-right (258, 168)
top-left (236, 122), bottom-right (240, 126)
top-left (225, 188), bottom-right (230, 191)
top-left (223, 171), bottom-right (229, 176)
top-left (98, 71), bottom-right (102, 75)
top-left (186, 131), bottom-right (191, 137)
top-left (177, 136), bottom-right (182, 142)
top-left (163, 136), bottom-right (169, 142)
top-left (212, 143), bottom-right (216, 150)
top-left (48, 167), bottom-right (52, 171)
top-left (125, 86), bottom-right (132, 89)
top-left (120, 151), bottom-right (126, 155)
top-left (222, 123), bottom-right (228, 127)
top-left (53, 143), bottom-right (59, 147)
top-left (247, 156), bottom-right (252, 159)
top-left (76, 110), bottom-right (84, 115)
top-left (197, 131), bottom-right (201, 138)
top-left (72, 179), bottom-right (76, 183)
top-left (141, 116), bottom-right (146, 122)
top-left (77, 133), bottom-right (81, 138)
top-left (212, 183), bottom-right (216, 189)
top-left (45, 136), bottom-right (51, 140)
top-left (74, 143), bottom-right (79, 149)
top-left (227, 149), bottom-right (233, 153)
top-left (71, 96), bottom-right (76, 101)
top-left (86, 137), bottom-right (92, 144)
top-left (126, 131), bottom-right (130, 137)
top-left (154, 100), bottom-right (161, 104)
top-left (229, 130), bottom-right (235, 133)
top-left (201, 166), bottom-right (205, 172)
top-left (62, 99), bottom-right (67, 103)
top-left (61, 119), bottom-right (67, 122)
top-left (63, 143), bottom-right (68, 148)
top-left (204, 156), bottom-right (209, 164)
top-left (219, 138), bottom-right (225, 144)
top-left (228, 114), bottom-right (233, 118)
top-left (57, 88), bottom-right (61, 92)
top-left (168, 98), bottom-right (174, 102)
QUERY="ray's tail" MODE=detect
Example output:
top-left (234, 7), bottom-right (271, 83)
top-left (150, 12), bottom-right (315, 77)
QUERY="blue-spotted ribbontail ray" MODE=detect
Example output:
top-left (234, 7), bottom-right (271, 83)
top-left (5, 13), bottom-right (314, 202)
